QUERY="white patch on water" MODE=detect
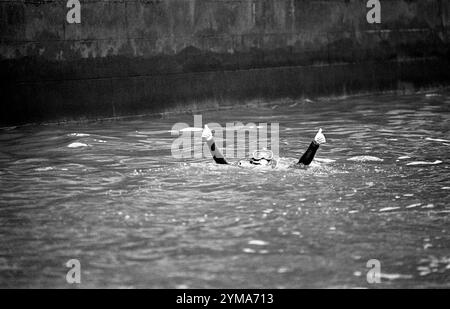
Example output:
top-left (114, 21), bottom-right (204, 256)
top-left (417, 256), bottom-right (450, 277)
top-left (442, 187), bottom-right (450, 190)
top-left (13, 158), bottom-right (49, 164)
top-left (379, 206), bottom-right (401, 212)
top-left (35, 167), bottom-right (54, 172)
top-left (137, 130), bottom-right (171, 135)
top-left (68, 142), bottom-right (89, 148)
top-left (315, 158), bottom-right (336, 163)
top-left (406, 160), bottom-right (442, 166)
top-left (405, 203), bottom-right (421, 209)
top-left (248, 240), bottom-right (269, 246)
top-left (347, 156), bottom-right (384, 162)
top-left (67, 133), bottom-right (90, 137)
top-left (277, 267), bottom-right (289, 273)
top-left (380, 273), bottom-right (413, 280)
top-left (385, 109), bottom-right (415, 115)
top-left (421, 204), bottom-right (435, 209)
top-left (425, 137), bottom-right (450, 143)
top-left (179, 127), bottom-right (203, 132)
top-left (398, 156), bottom-right (411, 160)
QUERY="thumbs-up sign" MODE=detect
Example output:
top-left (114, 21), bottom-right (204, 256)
top-left (314, 128), bottom-right (326, 145)
top-left (202, 125), bottom-right (213, 141)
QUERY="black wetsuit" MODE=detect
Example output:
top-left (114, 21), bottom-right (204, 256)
top-left (297, 140), bottom-right (320, 166)
top-left (207, 139), bottom-right (320, 167)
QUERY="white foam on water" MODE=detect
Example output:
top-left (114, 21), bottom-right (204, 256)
top-left (248, 240), bottom-right (269, 246)
top-left (13, 158), bottom-right (49, 164)
top-left (347, 156), bottom-right (384, 162)
top-left (405, 203), bottom-right (421, 209)
top-left (379, 273), bottom-right (413, 280)
top-left (379, 206), bottom-right (401, 212)
top-left (406, 160), bottom-right (442, 166)
top-left (67, 133), bottom-right (90, 137)
top-left (421, 204), bottom-right (435, 209)
top-left (442, 187), bottom-right (450, 190)
top-left (386, 109), bottom-right (415, 115)
top-left (68, 142), bottom-right (89, 148)
top-left (315, 158), bottom-right (336, 163)
top-left (426, 137), bottom-right (450, 143)
top-left (398, 156), bottom-right (411, 160)
top-left (35, 167), bottom-right (54, 172)
top-left (277, 267), bottom-right (289, 273)
top-left (179, 127), bottom-right (203, 132)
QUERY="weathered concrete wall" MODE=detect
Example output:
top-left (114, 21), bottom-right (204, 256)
top-left (1, 0), bottom-right (449, 125)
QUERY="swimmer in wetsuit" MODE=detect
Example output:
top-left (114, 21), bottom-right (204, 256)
top-left (201, 125), bottom-right (326, 168)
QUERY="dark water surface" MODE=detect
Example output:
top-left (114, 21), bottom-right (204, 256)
top-left (0, 91), bottom-right (449, 288)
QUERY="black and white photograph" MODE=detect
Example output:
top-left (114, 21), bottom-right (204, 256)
top-left (0, 0), bottom-right (449, 292)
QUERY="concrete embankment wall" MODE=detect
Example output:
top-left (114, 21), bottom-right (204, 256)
top-left (1, 0), bottom-right (449, 125)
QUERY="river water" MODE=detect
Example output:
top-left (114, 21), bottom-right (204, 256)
top-left (0, 91), bottom-right (449, 288)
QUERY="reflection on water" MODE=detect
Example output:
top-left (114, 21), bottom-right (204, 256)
top-left (0, 91), bottom-right (449, 288)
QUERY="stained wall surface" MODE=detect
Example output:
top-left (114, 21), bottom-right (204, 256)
top-left (1, 0), bottom-right (449, 125)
